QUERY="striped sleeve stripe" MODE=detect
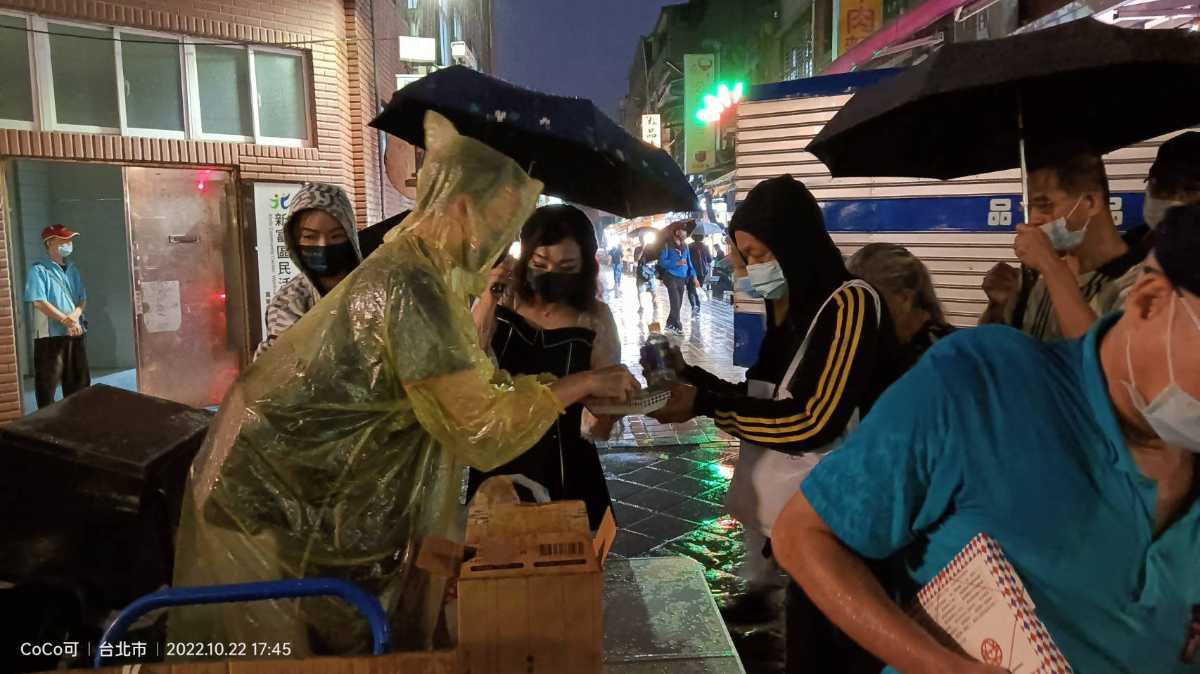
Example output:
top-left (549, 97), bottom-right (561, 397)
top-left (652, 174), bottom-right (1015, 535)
top-left (713, 286), bottom-right (855, 429)
top-left (715, 285), bottom-right (867, 442)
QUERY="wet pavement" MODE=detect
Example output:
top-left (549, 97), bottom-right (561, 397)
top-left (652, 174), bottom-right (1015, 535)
top-left (596, 270), bottom-right (786, 674)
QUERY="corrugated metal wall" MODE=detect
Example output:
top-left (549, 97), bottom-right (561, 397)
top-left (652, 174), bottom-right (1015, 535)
top-left (735, 91), bottom-right (1180, 326)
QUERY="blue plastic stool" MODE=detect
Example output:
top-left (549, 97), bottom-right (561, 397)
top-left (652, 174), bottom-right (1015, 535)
top-left (94, 578), bottom-right (391, 668)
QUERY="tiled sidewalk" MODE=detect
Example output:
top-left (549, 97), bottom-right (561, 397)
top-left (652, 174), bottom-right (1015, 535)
top-left (596, 270), bottom-right (786, 674)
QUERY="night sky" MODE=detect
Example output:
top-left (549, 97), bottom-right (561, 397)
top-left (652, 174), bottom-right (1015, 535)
top-left (494, 0), bottom-right (678, 118)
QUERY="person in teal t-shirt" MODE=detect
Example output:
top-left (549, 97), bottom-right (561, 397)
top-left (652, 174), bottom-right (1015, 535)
top-left (24, 224), bottom-right (89, 408)
top-left (772, 204), bottom-right (1200, 674)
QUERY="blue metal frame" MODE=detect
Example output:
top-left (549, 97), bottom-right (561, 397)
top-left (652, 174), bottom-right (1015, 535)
top-left (93, 578), bottom-right (391, 668)
top-left (747, 68), bottom-right (905, 102)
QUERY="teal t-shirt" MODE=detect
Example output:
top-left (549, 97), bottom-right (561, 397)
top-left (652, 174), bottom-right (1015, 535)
top-left (802, 314), bottom-right (1200, 674)
top-left (24, 260), bottom-right (87, 338)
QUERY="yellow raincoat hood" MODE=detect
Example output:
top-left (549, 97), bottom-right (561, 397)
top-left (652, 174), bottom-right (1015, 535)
top-left (170, 112), bottom-right (560, 654)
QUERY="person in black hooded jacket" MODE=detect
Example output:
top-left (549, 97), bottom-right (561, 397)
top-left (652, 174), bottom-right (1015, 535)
top-left (649, 175), bottom-right (904, 674)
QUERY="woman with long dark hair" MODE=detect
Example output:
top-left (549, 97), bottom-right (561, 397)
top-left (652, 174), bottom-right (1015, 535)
top-left (470, 204), bottom-right (622, 528)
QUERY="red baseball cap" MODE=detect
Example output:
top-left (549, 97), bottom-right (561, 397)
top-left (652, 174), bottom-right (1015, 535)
top-left (41, 224), bottom-right (79, 242)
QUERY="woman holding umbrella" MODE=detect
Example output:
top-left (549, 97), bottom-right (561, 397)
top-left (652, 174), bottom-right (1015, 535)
top-left (648, 175), bottom-right (904, 672)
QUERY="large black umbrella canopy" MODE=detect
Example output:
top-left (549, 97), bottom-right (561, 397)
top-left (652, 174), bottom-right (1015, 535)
top-left (370, 66), bottom-right (697, 218)
top-left (808, 19), bottom-right (1200, 180)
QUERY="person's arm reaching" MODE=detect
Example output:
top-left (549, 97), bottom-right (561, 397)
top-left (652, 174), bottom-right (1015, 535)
top-left (583, 304), bottom-right (623, 440)
top-left (1037, 257), bottom-right (1096, 338)
top-left (1012, 224), bottom-right (1096, 338)
top-left (979, 263), bottom-right (1020, 325)
top-left (695, 284), bottom-right (883, 455)
top-left (406, 364), bottom-right (636, 472)
top-left (771, 345), bottom-right (1006, 674)
top-left (773, 496), bottom-right (1007, 674)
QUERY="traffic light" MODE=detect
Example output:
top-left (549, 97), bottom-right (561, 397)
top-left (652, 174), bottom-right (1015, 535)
top-left (696, 82), bottom-right (744, 124)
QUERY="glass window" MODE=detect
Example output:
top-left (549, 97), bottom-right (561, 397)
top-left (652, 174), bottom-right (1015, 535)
top-left (48, 23), bottom-right (119, 128)
top-left (253, 51), bottom-right (306, 140)
top-left (0, 15), bottom-right (34, 123)
top-left (195, 45), bottom-right (252, 137)
top-left (121, 37), bottom-right (184, 131)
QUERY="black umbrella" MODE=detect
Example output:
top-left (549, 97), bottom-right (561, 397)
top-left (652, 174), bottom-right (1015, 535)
top-left (370, 66), bottom-right (697, 218)
top-left (809, 19), bottom-right (1200, 201)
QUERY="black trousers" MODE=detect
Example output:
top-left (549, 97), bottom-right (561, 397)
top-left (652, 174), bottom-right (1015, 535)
top-left (687, 279), bottom-right (701, 309)
top-left (664, 275), bottom-right (686, 330)
top-left (34, 336), bottom-right (91, 408)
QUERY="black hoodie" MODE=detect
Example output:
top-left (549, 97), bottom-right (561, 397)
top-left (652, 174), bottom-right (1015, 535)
top-left (684, 175), bottom-right (902, 454)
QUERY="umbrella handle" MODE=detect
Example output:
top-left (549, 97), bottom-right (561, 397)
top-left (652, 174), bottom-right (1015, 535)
top-left (1017, 96), bottom-right (1030, 226)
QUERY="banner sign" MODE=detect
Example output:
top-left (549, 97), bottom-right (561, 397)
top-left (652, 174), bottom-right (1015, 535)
top-left (683, 54), bottom-right (717, 174)
top-left (819, 193), bottom-right (1143, 232)
top-left (253, 182), bottom-right (303, 335)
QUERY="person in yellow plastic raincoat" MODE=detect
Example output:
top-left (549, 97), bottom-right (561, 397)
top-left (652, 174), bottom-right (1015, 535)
top-left (170, 111), bottom-right (638, 655)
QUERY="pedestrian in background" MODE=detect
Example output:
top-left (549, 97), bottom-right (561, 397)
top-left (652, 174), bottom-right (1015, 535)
top-left (1143, 132), bottom-right (1200, 233)
top-left (658, 224), bottom-right (697, 334)
top-left (24, 224), bottom-right (89, 408)
top-left (688, 233), bottom-right (713, 311)
top-left (848, 243), bottom-right (955, 371)
top-left (609, 244), bottom-right (624, 290)
top-left (980, 146), bottom-right (1140, 341)
top-left (634, 242), bottom-right (658, 313)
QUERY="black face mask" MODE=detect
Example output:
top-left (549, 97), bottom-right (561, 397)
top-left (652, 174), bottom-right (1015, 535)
top-left (298, 241), bottom-right (357, 277)
top-left (527, 270), bottom-right (582, 304)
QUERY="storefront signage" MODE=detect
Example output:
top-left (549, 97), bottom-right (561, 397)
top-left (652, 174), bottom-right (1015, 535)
top-left (683, 54), bottom-right (717, 174)
top-left (818, 193), bottom-right (1143, 232)
top-left (642, 114), bottom-right (662, 147)
top-left (253, 182), bottom-right (303, 335)
top-left (840, 0), bottom-right (884, 54)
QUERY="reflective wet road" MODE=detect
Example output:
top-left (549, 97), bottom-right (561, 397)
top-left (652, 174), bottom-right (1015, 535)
top-left (597, 268), bottom-right (785, 674)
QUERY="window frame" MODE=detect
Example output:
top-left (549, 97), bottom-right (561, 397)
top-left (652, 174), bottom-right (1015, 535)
top-left (34, 16), bottom-right (122, 135)
top-left (2, 12), bottom-right (314, 148)
top-left (115, 28), bottom-right (188, 140)
top-left (0, 10), bottom-right (38, 131)
top-left (247, 44), bottom-right (313, 148)
top-left (185, 39), bottom-right (255, 144)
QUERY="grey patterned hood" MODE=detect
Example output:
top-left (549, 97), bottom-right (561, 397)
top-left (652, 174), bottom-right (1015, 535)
top-left (283, 182), bottom-right (363, 292)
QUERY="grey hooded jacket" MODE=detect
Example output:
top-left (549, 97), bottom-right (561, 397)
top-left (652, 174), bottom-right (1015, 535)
top-left (254, 183), bottom-right (362, 359)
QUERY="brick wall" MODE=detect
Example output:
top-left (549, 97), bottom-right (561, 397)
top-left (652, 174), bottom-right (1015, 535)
top-left (0, 188), bottom-right (16, 421)
top-left (0, 0), bottom-right (398, 420)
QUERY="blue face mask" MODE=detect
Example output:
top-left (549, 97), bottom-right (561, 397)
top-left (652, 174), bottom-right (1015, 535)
top-left (747, 260), bottom-right (788, 300)
top-left (58, 242), bottom-right (74, 258)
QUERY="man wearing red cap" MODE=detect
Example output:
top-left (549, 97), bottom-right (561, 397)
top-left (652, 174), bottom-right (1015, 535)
top-left (23, 224), bottom-right (89, 408)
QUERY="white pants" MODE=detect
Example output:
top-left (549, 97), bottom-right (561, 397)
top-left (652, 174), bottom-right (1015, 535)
top-left (736, 526), bottom-right (788, 593)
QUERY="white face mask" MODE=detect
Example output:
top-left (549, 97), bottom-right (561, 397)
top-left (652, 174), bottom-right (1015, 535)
top-left (1142, 193), bottom-right (1183, 230)
top-left (734, 275), bottom-right (763, 299)
top-left (1039, 195), bottom-right (1090, 252)
top-left (1123, 294), bottom-right (1200, 452)
top-left (747, 260), bottom-right (787, 300)
top-left (58, 242), bottom-right (74, 258)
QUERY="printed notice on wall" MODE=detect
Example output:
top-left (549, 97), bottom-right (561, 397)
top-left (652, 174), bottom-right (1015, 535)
top-left (141, 280), bottom-right (182, 334)
top-left (253, 182), bottom-right (303, 336)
